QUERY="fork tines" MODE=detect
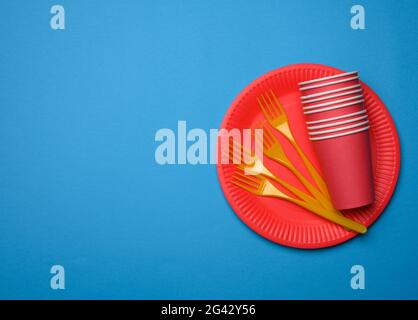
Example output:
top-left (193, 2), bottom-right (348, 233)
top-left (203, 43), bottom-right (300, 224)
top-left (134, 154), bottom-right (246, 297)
top-left (257, 90), bottom-right (283, 120)
top-left (231, 169), bottom-right (264, 193)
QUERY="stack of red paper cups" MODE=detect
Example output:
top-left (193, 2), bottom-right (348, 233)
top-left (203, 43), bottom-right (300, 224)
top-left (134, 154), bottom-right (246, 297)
top-left (299, 71), bottom-right (374, 210)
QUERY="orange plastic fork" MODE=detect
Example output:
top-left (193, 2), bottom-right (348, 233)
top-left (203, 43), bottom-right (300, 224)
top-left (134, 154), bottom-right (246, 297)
top-left (257, 90), bottom-right (330, 198)
top-left (256, 122), bottom-right (334, 210)
top-left (226, 141), bottom-right (320, 205)
top-left (232, 169), bottom-right (367, 234)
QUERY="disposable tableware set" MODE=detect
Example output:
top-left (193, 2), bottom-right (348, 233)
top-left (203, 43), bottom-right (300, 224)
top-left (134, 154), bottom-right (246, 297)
top-left (229, 72), bottom-right (375, 234)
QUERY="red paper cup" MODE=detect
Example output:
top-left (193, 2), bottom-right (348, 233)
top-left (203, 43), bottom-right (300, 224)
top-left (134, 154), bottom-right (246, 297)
top-left (299, 72), bottom-right (374, 210)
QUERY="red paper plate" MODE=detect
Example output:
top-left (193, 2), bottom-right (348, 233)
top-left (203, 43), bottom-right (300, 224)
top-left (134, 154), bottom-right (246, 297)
top-left (216, 63), bottom-right (400, 249)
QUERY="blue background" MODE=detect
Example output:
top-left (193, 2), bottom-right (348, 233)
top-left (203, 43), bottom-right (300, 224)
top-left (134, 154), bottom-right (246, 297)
top-left (0, 0), bottom-right (417, 299)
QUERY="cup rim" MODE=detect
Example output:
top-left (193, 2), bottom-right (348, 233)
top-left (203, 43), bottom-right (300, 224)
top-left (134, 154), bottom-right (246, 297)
top-left (299, 76), bottom-right (359, 91)
top-left (298, 71), bottom-right (358, 86)
top-left (309, 126), bottom-right (370, 141)
top-left (306, 109), bottom-right (367, 125)
top-left (308, 120), bottom-right (369, 136)
top-left (301, 84), bottom-right (361, 99)
top-left (303, 94), bottom-right (364, 110)
top-left (302, 88), bottom-right (363, 104)
top-left (304, 99), bottom-right (365, 115)
top-left (307, 114), bottom-right (368, 130)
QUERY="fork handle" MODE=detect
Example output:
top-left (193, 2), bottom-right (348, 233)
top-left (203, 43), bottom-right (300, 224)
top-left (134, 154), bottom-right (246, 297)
top-left (268, 175), bottom-right (319, 206)
top-left (284, 160), bottom-right (334, 210)
top-left (290, 140), bottom-right (331, 199)
top-left (273, 193), bottom-right (367, 234)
